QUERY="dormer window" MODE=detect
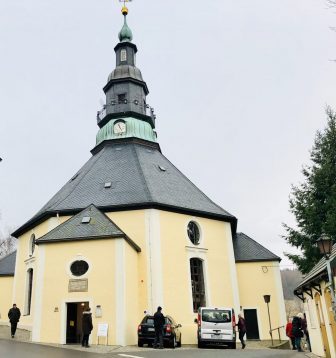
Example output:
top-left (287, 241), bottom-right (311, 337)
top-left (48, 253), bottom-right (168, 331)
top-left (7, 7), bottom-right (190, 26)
top-left (120, 49), bottom-right (127, 62)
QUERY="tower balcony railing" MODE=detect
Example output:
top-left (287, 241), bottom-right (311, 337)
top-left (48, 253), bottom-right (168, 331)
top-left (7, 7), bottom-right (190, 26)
top-left (96, 101), bottom-right (156, 126)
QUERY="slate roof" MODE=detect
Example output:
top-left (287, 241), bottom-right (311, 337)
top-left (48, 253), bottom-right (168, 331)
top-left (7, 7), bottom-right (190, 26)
top-left (233, 232), bottom-right (281, 262)
top-left (36, 204), bottom-right (141, 252)
top-left (295, 243), bottom-right (336, 292)
top-left (0, 251), bottom-right (16, 276)
top-left (13, 140), bottom-right (236, 237)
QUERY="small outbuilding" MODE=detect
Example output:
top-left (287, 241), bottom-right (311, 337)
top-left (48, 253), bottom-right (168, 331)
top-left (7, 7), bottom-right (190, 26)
top-left (294, 245), bottom-right (336, 358)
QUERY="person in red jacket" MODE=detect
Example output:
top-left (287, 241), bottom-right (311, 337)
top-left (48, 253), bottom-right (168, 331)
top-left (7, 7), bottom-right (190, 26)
top-left (286, 317), bottom-right (296, 350)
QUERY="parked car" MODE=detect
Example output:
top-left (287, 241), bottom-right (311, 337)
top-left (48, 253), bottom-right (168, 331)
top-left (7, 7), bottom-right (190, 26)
top-left (137, 314), bottom-right (182, 348)
top-left (196, 307), bottom-right (236, 349)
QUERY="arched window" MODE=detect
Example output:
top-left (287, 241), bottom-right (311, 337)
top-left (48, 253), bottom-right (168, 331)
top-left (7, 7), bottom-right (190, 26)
top-left (190, 258), bottom-right (206, 312)
top-left (25, 268), bottom-right (33, 315)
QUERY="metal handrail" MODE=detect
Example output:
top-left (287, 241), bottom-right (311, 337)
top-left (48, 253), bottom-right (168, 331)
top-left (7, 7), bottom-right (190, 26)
top-left (269, 325), bottom-right (285, 345)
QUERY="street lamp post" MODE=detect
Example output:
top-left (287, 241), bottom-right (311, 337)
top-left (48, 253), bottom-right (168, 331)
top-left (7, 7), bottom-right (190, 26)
top-left (317, 234), bottom-right (336, 320)
top-left (263, 294), bottom-right (273, 346)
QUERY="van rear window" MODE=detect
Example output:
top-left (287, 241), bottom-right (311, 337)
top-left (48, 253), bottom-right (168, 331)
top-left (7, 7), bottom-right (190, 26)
top-left (202, 309), bottom-right (231, 323)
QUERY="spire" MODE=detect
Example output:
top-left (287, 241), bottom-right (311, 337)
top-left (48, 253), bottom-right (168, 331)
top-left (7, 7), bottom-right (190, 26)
top-left (94, 0), bottom-right (157, 147)
top-left (118, 5), bottom-right (133, 42)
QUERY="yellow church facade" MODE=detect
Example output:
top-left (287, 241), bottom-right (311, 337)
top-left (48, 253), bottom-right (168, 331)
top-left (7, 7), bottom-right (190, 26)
top-left (0, 5), bottom-right (286, 347)
top-left (1, 207), bottom-right (286, 346)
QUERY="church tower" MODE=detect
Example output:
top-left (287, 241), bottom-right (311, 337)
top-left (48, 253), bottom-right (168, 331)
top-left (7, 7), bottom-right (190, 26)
top-left (96, 5), bottom-right (157, 147)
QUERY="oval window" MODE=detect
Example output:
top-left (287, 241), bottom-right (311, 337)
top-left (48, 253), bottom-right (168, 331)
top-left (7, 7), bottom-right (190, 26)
top-left (29, 234), bottom-right (36, 256)
top-left (70, 260), bottom-right (89, 277)
top-left (187, 221), bottom-right (200, 245)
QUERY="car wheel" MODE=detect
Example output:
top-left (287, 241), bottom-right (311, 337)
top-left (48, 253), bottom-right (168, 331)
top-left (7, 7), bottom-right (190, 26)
top-left (198, 339), bottom-right (204, 348)
top-left (177, 334), bottom-right (182, 347)
top-left (170, 335), bottom-right (176, 348)
top-left (137, 340), bottom-right (144, 347)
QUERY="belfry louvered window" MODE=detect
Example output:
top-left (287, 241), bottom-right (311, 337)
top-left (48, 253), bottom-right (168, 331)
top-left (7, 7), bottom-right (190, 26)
top-left (190, 258), bottom-right (206, 312)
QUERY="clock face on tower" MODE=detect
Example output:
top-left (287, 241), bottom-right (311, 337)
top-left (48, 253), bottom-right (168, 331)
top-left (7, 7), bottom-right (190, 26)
top-left (113, 121), bottom-right (126, 134)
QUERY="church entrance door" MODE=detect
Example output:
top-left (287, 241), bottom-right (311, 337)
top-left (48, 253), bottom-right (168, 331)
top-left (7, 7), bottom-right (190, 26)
top-left (66, 302), bottom-right (89, 344)
top-left (243, 309), bottom-right (260, 340)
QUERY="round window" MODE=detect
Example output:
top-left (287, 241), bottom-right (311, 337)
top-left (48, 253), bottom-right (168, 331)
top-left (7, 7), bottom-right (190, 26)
top-left (187, 221), bottom-right (200, 245)
top-left (70, 260), bottom-right (89, 277)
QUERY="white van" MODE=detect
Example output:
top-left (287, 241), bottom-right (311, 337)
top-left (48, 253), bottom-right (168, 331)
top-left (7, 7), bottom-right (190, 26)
top-left (196, 307), bottom-right (236, 349)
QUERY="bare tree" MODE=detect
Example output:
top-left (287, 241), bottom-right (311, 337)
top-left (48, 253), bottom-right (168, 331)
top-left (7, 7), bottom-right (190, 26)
top-left (0, 234), bottom-right (16, 257)
top-left (0, 212), bottom-right (16, 257)
top-left (285, 299), bottom-right (303, 320)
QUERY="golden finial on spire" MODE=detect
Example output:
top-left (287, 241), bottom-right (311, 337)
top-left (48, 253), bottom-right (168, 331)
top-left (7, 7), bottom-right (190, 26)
top-left (119, 0), bottom-right (132, 16)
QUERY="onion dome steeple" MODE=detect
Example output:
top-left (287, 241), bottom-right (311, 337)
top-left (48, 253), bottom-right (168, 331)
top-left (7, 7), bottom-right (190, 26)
top-left (95, 3), bottom-right (157, 147)
top-left (118, 7), bottom-right (133, 42)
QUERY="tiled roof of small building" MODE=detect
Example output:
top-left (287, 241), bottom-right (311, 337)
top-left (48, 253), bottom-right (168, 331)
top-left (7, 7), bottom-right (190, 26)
top-left (36, 204), bottom-right (140, 252)
top-left (0, 251), bottom-right (16, 276)
top-left (13, 140), bottom-right (236, 237)
top-left (295, 243), bottom-right (336, 291)
top-left (233, 232), bottom-right (281, 262)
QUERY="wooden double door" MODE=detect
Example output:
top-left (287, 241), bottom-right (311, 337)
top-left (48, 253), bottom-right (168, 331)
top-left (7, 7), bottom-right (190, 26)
top-left (314, 293), bottom-right (331, 358)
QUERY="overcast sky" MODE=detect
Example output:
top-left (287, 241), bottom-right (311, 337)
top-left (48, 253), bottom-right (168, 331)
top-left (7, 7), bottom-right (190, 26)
top-left (0, 0), bottom-right (335, 267)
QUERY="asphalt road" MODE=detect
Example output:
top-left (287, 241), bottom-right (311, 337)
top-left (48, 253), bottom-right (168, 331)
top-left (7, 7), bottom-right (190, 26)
top-left (0, 339), bottom-right (308, 358)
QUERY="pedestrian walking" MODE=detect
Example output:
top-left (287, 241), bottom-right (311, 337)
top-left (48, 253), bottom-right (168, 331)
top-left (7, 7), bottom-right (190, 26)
top-left (153, 306), bottom-right (165, 349)
top-left (299, 313), bottom-right (311, 351)
top-left (292, 313), bottom-right (304, 352)
top-left (237, 313), bottom-right (246, 349)
top-left (286, 317), bottom-right (296, 350)
top-left (8, 304), bottom-right (21, 338)
top-left (81, 307), bottom-right (93, 348)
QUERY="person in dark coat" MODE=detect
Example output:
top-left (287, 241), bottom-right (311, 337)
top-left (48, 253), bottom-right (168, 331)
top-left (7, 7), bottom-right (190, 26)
top-left (81, 307), bottom-right (93, 348)
top-left (153, 306), bottom-right (165, 349)
top-left (292, 313), bottom-right (303, 352)
top-left (237, 313), bottom-right (246, 349)
top-left (8, 304), bottom-right (21, 338)
top-left (300, 313), bottom-right (311, 352)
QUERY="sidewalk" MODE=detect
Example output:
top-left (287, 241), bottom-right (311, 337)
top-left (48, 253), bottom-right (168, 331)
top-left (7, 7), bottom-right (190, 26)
top-left (304, 353), bottom-right (321, 358)
top-left (0, 327), bottom-right (320, 356)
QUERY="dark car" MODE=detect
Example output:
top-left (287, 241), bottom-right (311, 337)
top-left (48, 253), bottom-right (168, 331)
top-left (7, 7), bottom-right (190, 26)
top-left (137, 315), bottom-right (182, 348)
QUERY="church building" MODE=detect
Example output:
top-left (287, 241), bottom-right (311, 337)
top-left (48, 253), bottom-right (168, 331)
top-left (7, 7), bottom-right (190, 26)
top-left (0, 5), bottom-right (286, 346)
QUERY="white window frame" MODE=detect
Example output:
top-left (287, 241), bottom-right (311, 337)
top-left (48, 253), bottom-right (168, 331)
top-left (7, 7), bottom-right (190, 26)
top-left (120, 49), bottom-right (127, 62)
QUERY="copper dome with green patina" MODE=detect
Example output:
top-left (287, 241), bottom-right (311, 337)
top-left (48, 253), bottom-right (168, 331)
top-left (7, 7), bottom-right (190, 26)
top-left (118, 16), bottom-right (133, 42)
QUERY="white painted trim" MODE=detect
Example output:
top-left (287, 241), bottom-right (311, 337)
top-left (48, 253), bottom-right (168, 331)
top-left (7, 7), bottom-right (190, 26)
top-left (272, 262), bottom-right (287, 340)
top-left (145, 209), bottom-right (163, 314)
top-left (115, 238), bottom-right (126, 346)
top-left (31, 245), bottom-right (45, 342)
top-left (60, 297), bottom-right (93, 345)
top-left (48, 216), bottom-right (61, 232)
top-left (225, 224), bottom-right (240, 316)
top-left (12, 235), bottom-right (23, 304)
